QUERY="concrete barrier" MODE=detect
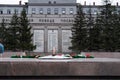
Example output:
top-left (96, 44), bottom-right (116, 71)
top-left (0, 58), bottom-right (120, 76)
top-left (0, 57), bottom-right (119, 80)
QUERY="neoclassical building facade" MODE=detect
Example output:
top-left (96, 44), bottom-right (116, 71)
top-left (0, 0), bottom-right (120, 53)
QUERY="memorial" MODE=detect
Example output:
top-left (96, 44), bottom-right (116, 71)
top-left (0, 52), bottom-right (119, 80)
top-left (0, 52), bottom-right (120, 78)
top-left (0, 57), bottom-right (120, 77)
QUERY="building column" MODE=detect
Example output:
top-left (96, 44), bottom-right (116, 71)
top-left (58, 26), bottom-right (62, 53)
top-left (44, 26), bottom-right (48, 53)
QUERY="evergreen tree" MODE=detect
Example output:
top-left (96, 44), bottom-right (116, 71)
top-left (69, 4), bottom-right (87, 53)
top-left (19, 8), bottom-right (36, 52)
top-left (111, 7), bottom-right (120, 51)
top-left (86, 5), bottom-right (95, 51)
top-left (7, 10), bottom-right (20, 51)
top-left (95, 0), bottom-right (120, 52)
top-left (0, 18), bottom-right (7, 47)
top-left (100, 0), bottom-right (117, 51)
top-left (92, 13), bottom-right (104, 51)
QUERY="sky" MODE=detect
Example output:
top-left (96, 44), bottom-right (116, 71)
top-left (0, 0), bottom-right (120, 5)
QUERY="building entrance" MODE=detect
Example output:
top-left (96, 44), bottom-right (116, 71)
top-left (48, 30), bottom-right (58, 52)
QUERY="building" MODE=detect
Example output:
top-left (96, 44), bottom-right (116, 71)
top-left (28, 0), bottom-right (76, 53)
top-left (0, 0), bottom-right (120, 53)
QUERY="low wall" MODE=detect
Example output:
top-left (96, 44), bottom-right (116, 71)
top-left (0, 54), bottom-right (120, 80)
top-left (0, 58), bottom-right (120, 76)
top-left (84, 52), bottom-right (120, 58)
top-left (27, 52), bottom-right (120, 58)
top-left (1, 52), bottom-right (23, 58)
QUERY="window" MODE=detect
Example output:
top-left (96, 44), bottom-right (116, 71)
top-left (29, 19), bottom-right (33, 22)
top-left (47, 19), bottom-right (49, 22)
top-left (7, 9), bottom-right (11, 14)
top-left (15, 9), bottom-right (19, 14)
top-left (54, 8), bottom-right (58, 14)
top-left (94, 10), bottom-right (97, 14)
top-left (45, 19), bottom-right (47, 22)
top-left (47, 8), bottom-right (51, 14)
top-left (87, 9), bottom-right (93, 14)
top-left (52, 19), bottom-right (54, 22)
top-left (32, 8), bottom-right (36, 14)
top-left (62, 8), bottom-right (66, 14)
top-left (39, 19), bottom-right (41, 22)
top-left (0, 10), bottom-right (3, 14)
top-left (118, 10), bottom-right (120, 14)
top-left (54, 1), bottom-right (56, 4)
top-left (50, 19), bottom-right (54, 23)
top-left (48, 1), bottom-right (51, 4)
top-left (70, 8), bottom-right (73, 14)
top-left (39, 8), bottom-right (43, 14)
top-left (30, 19), bottom-right (33, 22)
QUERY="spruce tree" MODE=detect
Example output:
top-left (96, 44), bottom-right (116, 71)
top-left (92, 13), bottom-right (104, 51)
top-left (7, 10), bottom-right (20, 51)
top-left (101, 0), bottom-right (117, 51)
top-left (86, 5), bottom-right (95, 51)
top-left (0, 18), bottom-right (7, 47)
top-left (19, 8), bottom-right (36, 52)
top-left (95, 0), bottom-right (120, 52)
top-left (111, 7), bottom-right (120, 51)
top-left (69, 4), bottom-right (87, 53)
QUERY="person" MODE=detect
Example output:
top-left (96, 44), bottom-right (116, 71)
top-left (0, 40), bottom-right (4, 57)
top-left (52, 47), bottom-right (56, 56)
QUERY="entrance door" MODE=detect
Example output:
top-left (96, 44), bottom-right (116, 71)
top-left (48, 30), bottom-right (58, 52)
top-left (62, 30), bottom-right (72, 52)
top-left (33, 30), bottom-right (44, 52)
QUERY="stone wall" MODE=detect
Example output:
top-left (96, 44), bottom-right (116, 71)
top-left (0, 53), bottom-right (120, 80)
top-left (0, 58), bottom-right (120, 76)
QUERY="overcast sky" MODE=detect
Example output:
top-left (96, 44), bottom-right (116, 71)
top-left (0, 0), bottom-right (120, 5)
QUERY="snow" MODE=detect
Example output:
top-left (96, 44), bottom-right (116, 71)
top-left (39, 54), bottom-right (72, 59)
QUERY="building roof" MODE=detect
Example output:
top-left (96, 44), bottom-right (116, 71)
top-left (28, 3), bottom-right (77, 6)
top-left (0, 4), bottom-right (24, 7)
